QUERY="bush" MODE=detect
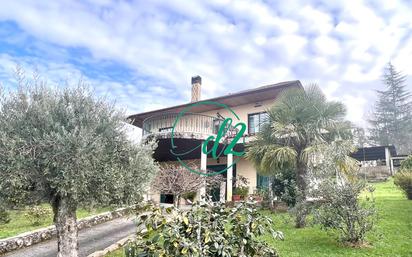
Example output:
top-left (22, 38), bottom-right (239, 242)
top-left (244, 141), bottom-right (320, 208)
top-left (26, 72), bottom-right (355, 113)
top-left (400, 155), bottom-right (412, 170)
top-left (312, 180), bottom-right (377, 245)
top-left (24, 205), bottom-right (52, 226)
top-left (126, 198), bottom-right (282, 257)
top-left (233, 186), bottom-right (249, 198)
top-left (0, 205), bottom-right (10, 225)
top-left (394, 171), bottom-right (412, 200)
top-left (272, 169), bottom-right (297, 207)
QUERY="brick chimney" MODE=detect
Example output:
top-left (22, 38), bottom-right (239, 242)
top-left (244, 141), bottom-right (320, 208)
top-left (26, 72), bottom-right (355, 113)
top-left (191, 75), bottom-right (201, 102)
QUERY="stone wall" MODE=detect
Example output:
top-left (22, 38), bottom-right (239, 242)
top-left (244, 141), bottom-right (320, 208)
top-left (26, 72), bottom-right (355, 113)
top-left (0, 207), bottom-right (131, 255)
top-left (358, 165), bottom-right (391, 182)
top-left (87, 235), bottom-right (134, 257)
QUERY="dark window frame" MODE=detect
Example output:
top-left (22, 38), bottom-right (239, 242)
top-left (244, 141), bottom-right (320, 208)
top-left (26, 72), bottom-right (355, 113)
top-left (256, 173), bottom-right (269, 189)
top-left (248, 111), bottom-right (269, 135)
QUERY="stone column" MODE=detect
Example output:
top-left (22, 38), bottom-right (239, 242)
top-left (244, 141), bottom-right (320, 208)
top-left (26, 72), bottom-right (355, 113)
top-left (226, 153), bottom-right (233, 202)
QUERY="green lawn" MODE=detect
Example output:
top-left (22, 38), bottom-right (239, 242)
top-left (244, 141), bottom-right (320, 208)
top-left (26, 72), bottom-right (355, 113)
top-left (264, 179), bottom-right (412, 257)
top-left (0, 205), bottom-right (111, 239)
top-left (106, 249), bottom-right (124, 257)
top-left (106, 179), bottom-right (412, 257)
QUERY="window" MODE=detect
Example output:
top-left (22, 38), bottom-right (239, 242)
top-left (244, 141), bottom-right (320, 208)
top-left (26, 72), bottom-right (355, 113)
top-left (248, 112), bottom-right (269, 134)
top-left (160, 194), bottom-right (174, 204)
top-left (257, 174), bottom-right (269, 189)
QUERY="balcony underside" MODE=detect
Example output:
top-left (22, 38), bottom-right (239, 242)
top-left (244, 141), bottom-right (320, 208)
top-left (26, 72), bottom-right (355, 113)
top-left (144, 131), bottom-right (214, 141)
top-left (150, 137), bottom-right (245, 162)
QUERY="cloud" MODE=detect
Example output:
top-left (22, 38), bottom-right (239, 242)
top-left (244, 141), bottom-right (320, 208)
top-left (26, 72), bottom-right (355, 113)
top-left (341, 94), bottom-right (369, 127)
top-left (0, 0), bottom-right (411, 129)
top-left (313, 36), bottom-right (341, 56)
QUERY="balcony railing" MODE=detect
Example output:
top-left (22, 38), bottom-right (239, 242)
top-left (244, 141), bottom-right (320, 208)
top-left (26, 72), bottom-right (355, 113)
top-left (142, 112), bottom-right (236, 137)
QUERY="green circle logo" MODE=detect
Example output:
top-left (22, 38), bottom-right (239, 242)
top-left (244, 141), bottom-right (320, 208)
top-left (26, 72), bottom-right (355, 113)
top-left (170, 101), bottom-right (246, 176)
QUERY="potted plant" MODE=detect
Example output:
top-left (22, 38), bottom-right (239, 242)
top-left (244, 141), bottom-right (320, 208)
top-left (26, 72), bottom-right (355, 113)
top-left (250, 188), bottom-right (266, 202)
top-left (233, 186), bottom-right (249, 201)
top-left (232, 175), bottom-right (249, 201)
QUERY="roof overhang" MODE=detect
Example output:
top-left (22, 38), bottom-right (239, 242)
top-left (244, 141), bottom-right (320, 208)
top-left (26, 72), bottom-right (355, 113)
top-left (350, 145), bottom-right (397, 161)
top-left (128, 80), bottom-right (302, 128)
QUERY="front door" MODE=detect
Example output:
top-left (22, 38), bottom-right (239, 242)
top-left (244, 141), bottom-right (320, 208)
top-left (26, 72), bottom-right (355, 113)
top-left (207, 164), bottom-right (236, 201)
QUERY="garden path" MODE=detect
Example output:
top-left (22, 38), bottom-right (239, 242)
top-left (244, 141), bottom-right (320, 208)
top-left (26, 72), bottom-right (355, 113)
top-left (4, 217), bottom-right (135, 257)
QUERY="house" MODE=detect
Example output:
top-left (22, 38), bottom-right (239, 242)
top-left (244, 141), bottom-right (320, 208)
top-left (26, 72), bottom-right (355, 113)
top-left (351, 145), bottom-right (396, 169)
top-left (128, 76), bottom-right (302, 203)
top-left (350, 145), bottom-right (407, 180)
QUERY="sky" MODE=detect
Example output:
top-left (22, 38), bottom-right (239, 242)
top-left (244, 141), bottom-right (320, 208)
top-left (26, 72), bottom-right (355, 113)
top-left (0, 0), bottom-right (412, 129)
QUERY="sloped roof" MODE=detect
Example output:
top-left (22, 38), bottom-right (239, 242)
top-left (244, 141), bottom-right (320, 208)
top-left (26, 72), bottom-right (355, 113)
top-left (128, 80), bottom-right (302, 128)
top-left (350, 145), bottom-right (397, 162)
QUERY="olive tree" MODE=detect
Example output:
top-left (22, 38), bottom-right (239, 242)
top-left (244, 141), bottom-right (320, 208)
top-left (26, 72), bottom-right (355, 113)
top-left (0, 82), bottom-right (158, 257)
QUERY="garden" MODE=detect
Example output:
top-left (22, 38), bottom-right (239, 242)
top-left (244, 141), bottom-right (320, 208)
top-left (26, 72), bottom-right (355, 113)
top-left (104, 85), bottom-right (412, 256)
top-left (0, 205), bottom-right (111, 239)
top-left (1, 76), bottom-right (411, 257)
top-left (106, 179), bottom-right (411, 257)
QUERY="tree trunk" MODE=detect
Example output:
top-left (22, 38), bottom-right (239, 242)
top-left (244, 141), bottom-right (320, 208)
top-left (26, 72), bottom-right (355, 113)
top-left (268, 176), bottom-right (274, 209)
top-left (295, 158), bottom-right (307, 228)
top-left (52, 195), bottom-right (78, 257)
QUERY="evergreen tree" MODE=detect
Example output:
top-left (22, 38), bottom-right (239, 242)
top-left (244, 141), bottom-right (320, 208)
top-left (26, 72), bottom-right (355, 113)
top-left (352, 127), bottom-right (369, 148)
top-left (369, 63), bottom-right (412, 154)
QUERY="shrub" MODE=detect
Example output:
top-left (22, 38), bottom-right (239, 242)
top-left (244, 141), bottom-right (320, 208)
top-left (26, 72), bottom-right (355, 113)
top-left (0, 205), bottom-right (10, 225)
top-left (312, 180), bottom-right (377, 246)
top-left (394, 171), bottom-right (412, 200)
top-left (125, 198), bottom-right (283, 257)
top-left (24, 205), bottom-right (52, 226)
top-left (233, 186), bottom-right (249, 198)
top-left (272, 169), bottom-right (297, 207)
top-left (400, 155), bottom-right (412, 170)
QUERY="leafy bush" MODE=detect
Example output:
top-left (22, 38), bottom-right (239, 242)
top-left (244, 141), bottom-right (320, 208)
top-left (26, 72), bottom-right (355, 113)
top-left (125, 198), bottom-right (282, 257)
top-left (24, 205), bottom-right (52, 226)
top-left (272, 169), bottom-right (297, 206)
top-left (312, 180), bottom-right (377, 245)
top-left (394, 171), bottom-right (412, 200)
top-left (394, 155), bottom-right (412, 200)
top-left (400, 155), bottom-right (412, 170)
top-left (0, 205), bottom-right (10, 225)
top-left (233, 186), bottom-right (249, 198)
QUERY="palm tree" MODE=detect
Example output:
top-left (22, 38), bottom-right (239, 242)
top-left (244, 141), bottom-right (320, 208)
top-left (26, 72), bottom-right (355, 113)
top-left (246, 85), bottom-right (351, 228)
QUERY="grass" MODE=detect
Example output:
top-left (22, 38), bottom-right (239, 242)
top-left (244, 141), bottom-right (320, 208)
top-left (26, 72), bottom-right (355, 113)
top-left (105, 249), bottom-right (124, 257)
top-left (0, 204), bottom-right (111, 239)
top-left (105, 179), bottom-right (412, 257)
top-left (263, 179), bottom-right (412, 257)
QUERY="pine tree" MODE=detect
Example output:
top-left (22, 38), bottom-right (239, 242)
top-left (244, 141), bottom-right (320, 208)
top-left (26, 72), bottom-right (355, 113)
top-left (369, 63), bottom-right (412, 154)
top-left (353, 127), bottom-right (369, 148)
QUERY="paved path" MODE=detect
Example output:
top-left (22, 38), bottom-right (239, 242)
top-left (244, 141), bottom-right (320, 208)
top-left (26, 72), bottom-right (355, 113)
top-left (4, 217), bottom-right (135, 257)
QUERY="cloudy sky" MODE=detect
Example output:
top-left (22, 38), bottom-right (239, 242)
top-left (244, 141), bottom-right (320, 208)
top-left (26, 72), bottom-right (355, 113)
top-left (0, 0), bottom-right (411, 128)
